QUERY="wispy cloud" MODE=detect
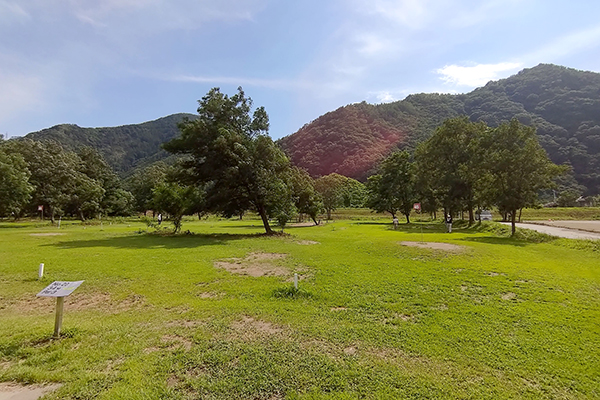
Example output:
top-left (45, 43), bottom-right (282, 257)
top-left (358, 0), bottom-right (429, 29)
top-left (70, 0), bottom-right (265, 31)
top-left (168, 74), bottom-right (313, 91)
top-left (436, 62), bottom-right (523, 87)
top-left (0, 1), bottom-right (31, 25)
top-left (526, 24), bottom-right (600, 63)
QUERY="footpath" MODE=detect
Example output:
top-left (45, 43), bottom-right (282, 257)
top-left (501, 221), bottom-right (600, 240)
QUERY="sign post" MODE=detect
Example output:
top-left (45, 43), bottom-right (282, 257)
top-left (413, 203), bottom-right (423, 243)
top-left (37, 281), bottom-right (84, 338)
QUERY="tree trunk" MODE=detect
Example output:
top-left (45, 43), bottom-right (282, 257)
top-left (79, 210), bottom-right (85, 221)
top-left (326, 208), bottom-right (332, 220)
top-left (468, 207), bottom-right (474, 226)
top-left (50, 207), bottom-right (55, 224)
top-left (405, 214), bottom-right (410, 223)
top-left (511, 209), bottom-right (517, 236)
top-left (257, 205), bottom-right (273, 234)
top-left (518, 208), bottom-right (523, 223)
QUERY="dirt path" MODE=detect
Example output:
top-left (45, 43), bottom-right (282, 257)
top-left (501, 222), bottom-right (600, 240)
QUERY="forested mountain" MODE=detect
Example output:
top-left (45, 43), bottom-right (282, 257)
top-left (21, 64), bottom-right (600, 195)
top-left (279, 64), bottom-right (600, 194)
top-left (25, 113), bottom-right (196, 175)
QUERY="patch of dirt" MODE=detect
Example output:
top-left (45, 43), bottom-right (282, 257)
top-left (288, 222), bottom-right (318, 227)
top-left (486, 272), bottom-right (506, 277)
top-left (6, 292), bottom-right (147, 315)
top-left (399, 241), bottom-right (465, 252)
top-left (167, 375), bottom-right (180, 388)
top-left (29, 233), bottom-right (65, 236)
top-left (229, 316), bottom-right (283, 341)
top-left (161, 334), bottom-right (193, 351)
top-left (214, 252), bottom-right (290, 277)
top-left (0, 383), bottom-right (62, 399)
top-left (343, 346), bottom-right (357, 355)
top-left (501, 292), bottom-right (517, 301)
top-left (165, 320), bottom-right (205, 328)
top-left (296, 240), bottom-right (320, 245)
top-left (330, 307), bottom-right (347, 311)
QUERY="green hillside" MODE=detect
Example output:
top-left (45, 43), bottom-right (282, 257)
top-left (279, 64), bottom-right (600, 194)
top-left (25, 113), bottom-right (197, 174)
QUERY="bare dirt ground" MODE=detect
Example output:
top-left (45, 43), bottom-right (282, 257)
top-left (0, 383), bottom-right (61, 400)
top-left (214, 252), bottom-right (289, 277)
top-left (502, 222), bottom-right (600, 240)
top-left (399, 241), bottom-right (465, 252)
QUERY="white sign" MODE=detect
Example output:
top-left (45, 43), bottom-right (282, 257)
top-left (37, 281), bottom-right (84, 297)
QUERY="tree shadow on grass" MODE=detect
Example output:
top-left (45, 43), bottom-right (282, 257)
top-left (43, 232), bottom-right (266, 250)
top-left (458, 236), bottom-right (531, 247)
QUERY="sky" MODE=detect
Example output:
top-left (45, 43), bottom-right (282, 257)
top-left (1, 0), bottom-right (600, 140)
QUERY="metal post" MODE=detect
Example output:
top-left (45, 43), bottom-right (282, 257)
top-left (53, 297), bottom-right (65, 338)
top-left (38, 263), bottom-right (44, 279)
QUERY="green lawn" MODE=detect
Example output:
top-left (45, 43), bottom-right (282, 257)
top-left (1, 215), bottom-right (599, 399)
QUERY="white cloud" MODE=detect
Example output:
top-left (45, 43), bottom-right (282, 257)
top-left (436, 62), bottom-right (523, 87)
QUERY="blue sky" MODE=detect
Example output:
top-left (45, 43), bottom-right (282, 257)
top-left (1, 0), bottom-right (600, 140)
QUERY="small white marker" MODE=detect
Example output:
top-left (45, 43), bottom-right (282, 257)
top-left (294, 273), bottom-right (298, 290)
top-left (38, 263), bottom-right (44, 279)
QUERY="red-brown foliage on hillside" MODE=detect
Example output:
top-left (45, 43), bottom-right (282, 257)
top-left (278, 103), bottom-right (405, 181)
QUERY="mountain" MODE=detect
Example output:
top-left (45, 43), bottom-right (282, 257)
top-left (279, 64), bottom-right (600, 195)
top-left (25, 113), bottom-right (197, 175)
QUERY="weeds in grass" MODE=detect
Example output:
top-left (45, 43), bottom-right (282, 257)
top-left (271, 285), bottom-right (312, 299)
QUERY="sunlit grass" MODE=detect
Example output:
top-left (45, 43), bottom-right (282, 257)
top-left (0, 214), bottom-right (598, 399)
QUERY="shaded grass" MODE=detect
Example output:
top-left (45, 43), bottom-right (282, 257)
top-left (0, 217), bottom-right (599, 399)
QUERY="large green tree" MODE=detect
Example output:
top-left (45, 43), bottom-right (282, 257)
top-left (480, 119), bottom-right (565, 235)
top-left (366, 151), bottom-right (416, 223)
top-left (164, 87), bottom-right (292, 234)
top-left (415, 117), bottom-right (487, 224)
top-left (0, 143), bottom-right (33, 218)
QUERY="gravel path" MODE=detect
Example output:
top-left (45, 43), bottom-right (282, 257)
top-left (501, 222), bottom-right (600, 240)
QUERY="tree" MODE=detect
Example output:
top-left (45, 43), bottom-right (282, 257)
top-left (163, 87), bottom-right (293, 234)
top-left (415, 117), bottom-right (487, 224)
top-left (366, 151), bottom-right (416, 223)
top-left (152, 182), bottom-right (203, 233)
top-left (314, 173), bottom-right (348, 220)
top-left (5, 139), bottom-right (85, 222)
top-left (289, 166), bottom-right (324, 225)
top-left (127, 162), bottom-right (169, 215)
top-left (0, 146), bottom-right (33, 218)
top-left (480, 119), bottom-right (565, 235)
top-left (77, 147), bottom-right (133, 216)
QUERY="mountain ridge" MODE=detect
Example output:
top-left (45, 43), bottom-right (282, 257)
top-left (279, 64), bottom-right (600, 194)
top-left (22, 64), bottom-right (600, 195)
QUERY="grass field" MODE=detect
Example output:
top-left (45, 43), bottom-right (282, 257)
top-left (1, 214), bottom-right (599, 399)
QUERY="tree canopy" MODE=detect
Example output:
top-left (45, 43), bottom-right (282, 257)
top-left (164, 87), bottom-right (293, 234)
